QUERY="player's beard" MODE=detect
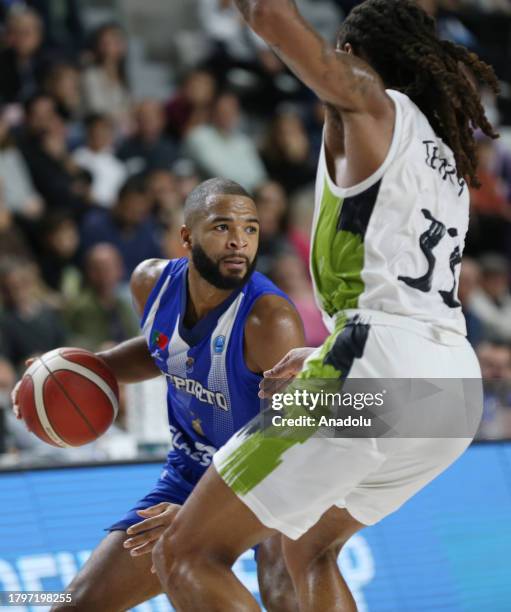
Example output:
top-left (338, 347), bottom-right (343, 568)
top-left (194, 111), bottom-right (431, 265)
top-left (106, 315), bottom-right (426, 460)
top-left (192, 243), bottom-right (257, 290)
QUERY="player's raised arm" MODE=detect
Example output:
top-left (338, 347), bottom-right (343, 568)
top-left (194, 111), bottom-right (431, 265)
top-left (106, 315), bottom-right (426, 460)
top-left (234, 0), bottom-right (388, 114)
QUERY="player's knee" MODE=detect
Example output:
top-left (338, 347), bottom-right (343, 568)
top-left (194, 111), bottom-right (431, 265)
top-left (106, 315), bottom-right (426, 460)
top-left (152, 532), bottom-right (199, 589)
top-left (283, 539), bottom-right (344, 584)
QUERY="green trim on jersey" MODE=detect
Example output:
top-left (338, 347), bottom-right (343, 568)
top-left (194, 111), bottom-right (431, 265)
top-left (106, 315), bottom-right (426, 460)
top-left (311, 178), bottom-right (365, 317)
top-left (217, 316), bottom-right (348, 497)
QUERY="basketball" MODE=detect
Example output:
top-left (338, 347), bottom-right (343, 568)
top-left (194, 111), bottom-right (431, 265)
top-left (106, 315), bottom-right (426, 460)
top-left (17, 348), bottom-right (119, 448)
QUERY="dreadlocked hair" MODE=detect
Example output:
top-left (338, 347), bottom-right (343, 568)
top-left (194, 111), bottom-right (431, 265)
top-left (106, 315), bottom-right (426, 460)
top-left (337, 0), bottom-right (500, 187)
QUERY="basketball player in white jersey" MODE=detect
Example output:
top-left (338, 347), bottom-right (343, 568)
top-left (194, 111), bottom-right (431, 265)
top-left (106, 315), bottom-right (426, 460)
top-left (148, 1), bottom-right (499, 610)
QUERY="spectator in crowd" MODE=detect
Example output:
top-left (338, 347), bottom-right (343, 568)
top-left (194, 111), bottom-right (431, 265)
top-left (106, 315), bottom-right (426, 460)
top-left (197, 0), bottom-right (302, 115)
top-left (172, 158), bottom-right (202, 202)
top-left (185, 91), bottom-right (267, 191)
top-left (254, 181), bottom-right (290, 275)
top-left (146, 168), bottom-right (181, 224)
top-left (0, 180), bottom-right (32, 260)
top-left (261, 107), bottom-right (317, 195)
top-left (470, 137), bottom-right (511, 219)
top-left (144, 167), bottom-right (188, 261)
top-left (466, 136), bottom-right (511, 256)
top-left (81, 23), bottom-right (131, 133)
top-left (117, 99), bottom-right (179, 176)
top-left (0, 104), bottom-right (43, 219)
top-left (270, 252), bottom-right (329, 347)
top-left (36, 212), bottom-right (81, 299)
top-left (476, 341), bottom-right (511, 439)
top-left (166, 69), bottom-right (217, 139)
top-left (73, 114), bottom-right (127, 208)
top-left (17, 94), bottom-right (91, 214)
top-left (0, 7), bottom-right (50, 103)
top-left (417, 0), bottom-right (479, 49)
top-left (0, 256), bottom-right (66, 371)
top-left (65, 243), bottom-right (139, 350)
top-left (44, 62), bottom-right (85, 148)
top-left (198, 0), bottom-right (263, 70)
top-left (80, 175), bottom-right (162, 280)
top-left (458, 257), bottom-right (484, 347)
top-left (470, 254), bottom-right (511, 343)
top-left (24, 0), bottom-right (85, 57)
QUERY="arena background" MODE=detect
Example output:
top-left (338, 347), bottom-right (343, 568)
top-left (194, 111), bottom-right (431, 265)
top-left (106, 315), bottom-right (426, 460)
top-left (1, 1), bottom-right (511, 610)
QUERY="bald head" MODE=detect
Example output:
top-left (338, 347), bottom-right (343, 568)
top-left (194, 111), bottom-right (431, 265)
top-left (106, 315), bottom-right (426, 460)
top-left (184, 178), bottom-right (252, 228)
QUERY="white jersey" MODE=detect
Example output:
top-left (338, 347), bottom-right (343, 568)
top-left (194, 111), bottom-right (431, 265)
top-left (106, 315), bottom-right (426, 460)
top-left (311, 89), bottom-right (469, 336)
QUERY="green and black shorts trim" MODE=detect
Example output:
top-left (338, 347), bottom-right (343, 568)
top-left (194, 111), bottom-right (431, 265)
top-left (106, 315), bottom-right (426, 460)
top-left (217, 315), bottom-right (371, 496)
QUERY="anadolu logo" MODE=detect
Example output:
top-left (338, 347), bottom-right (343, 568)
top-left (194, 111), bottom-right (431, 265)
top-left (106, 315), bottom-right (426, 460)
top-left (214, 335), bottom-right (226, 354)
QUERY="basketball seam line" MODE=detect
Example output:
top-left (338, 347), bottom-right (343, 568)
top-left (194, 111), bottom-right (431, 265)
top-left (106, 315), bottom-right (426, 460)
top-left (40, 356), bottom-right (101, 441)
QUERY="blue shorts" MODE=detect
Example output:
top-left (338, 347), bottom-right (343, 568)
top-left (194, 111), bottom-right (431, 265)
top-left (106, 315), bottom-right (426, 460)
top-left (107, 462), bottom-right (260, 558)
top-left (108, 464), bottom-right (197, 532)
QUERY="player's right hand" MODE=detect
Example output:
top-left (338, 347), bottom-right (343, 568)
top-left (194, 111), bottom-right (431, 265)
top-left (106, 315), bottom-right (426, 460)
top-left (11, 358), bottom-right (36, 419)
top-left (124, 502), bottom-right (180, 558)
top-left (258, 347), bottom-right (316, 398)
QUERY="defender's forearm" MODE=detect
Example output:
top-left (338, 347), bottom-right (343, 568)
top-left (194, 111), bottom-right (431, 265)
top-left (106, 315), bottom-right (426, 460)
top-left (234, 0), bottom-right (296, 29)
top-left (97, 336), bottom-right (161, 384)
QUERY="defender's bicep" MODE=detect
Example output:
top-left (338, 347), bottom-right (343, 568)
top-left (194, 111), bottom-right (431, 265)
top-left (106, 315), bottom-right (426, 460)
top-left (251, 4), bottom-right (385, 112)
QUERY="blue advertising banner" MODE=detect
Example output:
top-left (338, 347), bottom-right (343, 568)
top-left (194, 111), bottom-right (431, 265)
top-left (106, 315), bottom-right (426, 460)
top-left (1, 442), bottom-right (510, 611)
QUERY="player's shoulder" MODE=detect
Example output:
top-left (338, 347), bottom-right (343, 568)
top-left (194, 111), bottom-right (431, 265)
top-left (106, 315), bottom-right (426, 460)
top-left (130, 258), bottom-right (186, 316)
top-left (244, 276), bottom-right (303, 344)
top-left (243, 278), bottom-right (305, 372)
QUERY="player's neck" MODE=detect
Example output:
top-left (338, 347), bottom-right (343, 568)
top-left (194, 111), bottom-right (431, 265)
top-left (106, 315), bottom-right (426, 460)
top-left (185, 268), bottom-right (234, 326)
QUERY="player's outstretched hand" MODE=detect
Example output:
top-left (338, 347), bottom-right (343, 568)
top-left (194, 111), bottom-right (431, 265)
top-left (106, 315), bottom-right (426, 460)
top-left (10, 358), bottom-right (36, 419)
top-left (259, 347), bottom-right (316, 398)
top-left (124, 502), bottom-right (180, 558)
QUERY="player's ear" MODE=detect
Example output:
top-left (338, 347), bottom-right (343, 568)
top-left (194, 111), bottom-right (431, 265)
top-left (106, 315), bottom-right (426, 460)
top-left (181, 225), bottom-right (192, 250)
top-left (342, 42), bottom-right (354, 55)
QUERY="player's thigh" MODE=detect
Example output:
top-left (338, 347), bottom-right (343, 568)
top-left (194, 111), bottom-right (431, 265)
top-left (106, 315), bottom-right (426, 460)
top-left (56, 530), bottom-right (161, 612)
top-left (153, 466), bottom-right (275, 571)
top-left (282, 506), bottom-right (364, 580)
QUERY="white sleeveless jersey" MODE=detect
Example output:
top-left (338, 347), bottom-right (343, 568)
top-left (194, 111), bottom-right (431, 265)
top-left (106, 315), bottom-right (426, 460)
top-left (311, 89), bottom-right (469, 336)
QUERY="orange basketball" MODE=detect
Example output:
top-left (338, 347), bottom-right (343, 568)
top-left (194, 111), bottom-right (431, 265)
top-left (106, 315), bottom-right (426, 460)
top-left (18, 348), bottom-right (119, 448)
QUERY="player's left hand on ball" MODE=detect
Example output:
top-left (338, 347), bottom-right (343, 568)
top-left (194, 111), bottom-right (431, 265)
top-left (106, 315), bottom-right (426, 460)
top-left (123, 502), bottom-right (180, 557)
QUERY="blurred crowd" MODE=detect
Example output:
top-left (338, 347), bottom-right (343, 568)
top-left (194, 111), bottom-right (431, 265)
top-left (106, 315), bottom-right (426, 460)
top-left (0, 0), bottom-right (511, 465)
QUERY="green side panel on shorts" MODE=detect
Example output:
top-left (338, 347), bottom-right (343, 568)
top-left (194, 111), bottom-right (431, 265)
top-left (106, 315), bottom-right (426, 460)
top-left (217, 316), bottom-right (348, 497)
top-left (311, 178), bottom-right (365, 317)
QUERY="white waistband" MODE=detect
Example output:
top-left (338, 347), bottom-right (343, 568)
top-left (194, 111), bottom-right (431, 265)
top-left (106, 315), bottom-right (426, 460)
top-left (337, 309), bottom-right (467, 346)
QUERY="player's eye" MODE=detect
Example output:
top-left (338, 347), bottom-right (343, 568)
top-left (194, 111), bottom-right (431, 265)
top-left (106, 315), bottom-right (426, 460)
top-left (214, 224), bottom-right (229, 231)
top-left (246, 226), bottom-right (258, 234)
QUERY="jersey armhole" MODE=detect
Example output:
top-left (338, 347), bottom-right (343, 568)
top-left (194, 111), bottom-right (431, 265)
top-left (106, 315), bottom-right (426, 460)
top-left (320, 89), bottom-right (403, 199)
top-left (140, 259), bottom-right (175, 328)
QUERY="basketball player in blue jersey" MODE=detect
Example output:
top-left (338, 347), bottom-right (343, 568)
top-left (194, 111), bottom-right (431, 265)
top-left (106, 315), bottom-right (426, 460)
top-left (13, 178), bottom-right (305, 611)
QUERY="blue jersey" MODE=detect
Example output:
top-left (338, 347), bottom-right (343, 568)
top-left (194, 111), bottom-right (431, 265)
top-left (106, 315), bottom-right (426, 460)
top-left (140, 258), bottom-right (290, 483)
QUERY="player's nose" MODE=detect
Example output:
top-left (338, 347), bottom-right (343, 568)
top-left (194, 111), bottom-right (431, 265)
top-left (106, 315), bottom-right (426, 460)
top-left (227, 229), bottom-right (247, 249)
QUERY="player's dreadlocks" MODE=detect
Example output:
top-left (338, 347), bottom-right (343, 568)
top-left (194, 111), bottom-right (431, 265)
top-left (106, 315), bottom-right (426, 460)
top-left (337, 0), bottom-right (499, 187)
